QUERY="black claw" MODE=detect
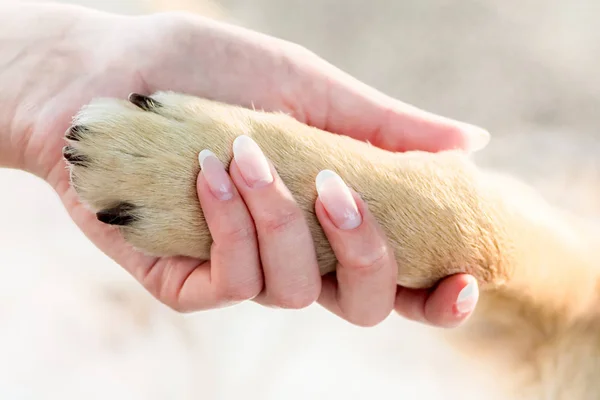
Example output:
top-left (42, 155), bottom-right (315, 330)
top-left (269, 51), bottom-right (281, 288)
top-left (62, 146), bottom-right (89, 166)
top-left (65, 125), bottom-right (87, 141)
top-left (96, 202), bottom-right (138, 226)
top-left (128, 93), bottom-right (161, 111)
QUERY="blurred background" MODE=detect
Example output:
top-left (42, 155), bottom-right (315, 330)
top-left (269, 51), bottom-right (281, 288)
top-left (1, 0), bottom-right (598, 399)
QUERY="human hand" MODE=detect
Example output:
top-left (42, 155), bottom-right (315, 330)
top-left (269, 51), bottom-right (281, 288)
top-left (3, 4), bottom-right (487, 326)
top-left (194, 132), bottom-right (479, 327)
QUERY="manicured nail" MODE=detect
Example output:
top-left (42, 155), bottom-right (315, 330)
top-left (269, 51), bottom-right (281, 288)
top-left (232, 135), bottom-right (273, 188)
top-left (464, 124), bottom-right (491, 152)
top-left (199, 150), bottom-right (233, 201)
top-left (315, 170), bottom-right (362, 230)
top-left (454, 279), bottom-right (479, 315)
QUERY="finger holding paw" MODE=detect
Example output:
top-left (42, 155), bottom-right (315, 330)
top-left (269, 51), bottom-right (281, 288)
top-left (314, 170), bottom-right (479, 328)
top-left (225, 135), bottom-right (322, 310)
top-left (314, 170), bottom-right (398, 327)
top-left (194, 149), bottom-right (264, 308)
top-left (394, 273), bottom-right (479, 328)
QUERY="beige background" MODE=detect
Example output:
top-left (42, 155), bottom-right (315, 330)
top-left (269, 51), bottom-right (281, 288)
top-left (1, 0), bottom-right (598, 398)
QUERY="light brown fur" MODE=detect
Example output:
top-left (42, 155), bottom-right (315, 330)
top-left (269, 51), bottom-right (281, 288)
top-left (64, 91), bottom-right (600, 399)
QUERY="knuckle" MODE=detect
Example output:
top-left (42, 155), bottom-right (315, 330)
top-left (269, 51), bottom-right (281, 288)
top-left (161, 287), bottom-right (194, 314)
top-left (141, 261), bottom-right (189, 313)
top-left (341, 305), bottom-right (392, 328)
top-left (161, 298), bottom-right (190, 314)
top-left (277, 295), bottom-right (314, 310)
top-left (343, 245), bottom-right (391, 275)
top-left (258, 208), bottom-right (304, 235)
top-left (221, 279), bottom-right (263, 303)
top-left (347, 313), bottom-right (388, 328)
top-left (269, 285), bottom-right (320, 310)
top-left (220, 224), bottom-right (257, 245)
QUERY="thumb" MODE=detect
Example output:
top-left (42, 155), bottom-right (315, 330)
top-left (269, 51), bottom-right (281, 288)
top-left (295, 51), bottom-right (490, 153)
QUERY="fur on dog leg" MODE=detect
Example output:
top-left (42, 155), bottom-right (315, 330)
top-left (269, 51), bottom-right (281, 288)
top-left (64, 91), bottom-right (600, 399)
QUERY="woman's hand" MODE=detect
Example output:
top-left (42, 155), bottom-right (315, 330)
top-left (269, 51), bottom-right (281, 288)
top-left (196, 135), bottom-right (479, 327)
top-left (1, 3), bottom-right (486, 326)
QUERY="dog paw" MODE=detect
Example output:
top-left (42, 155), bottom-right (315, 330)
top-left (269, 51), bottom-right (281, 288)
top-left (64, 92), bottom-right (238, 259)
top-left (64, 91), bottom-right (509, 289)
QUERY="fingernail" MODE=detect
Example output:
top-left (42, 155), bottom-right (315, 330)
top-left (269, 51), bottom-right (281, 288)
top-left (315, 170), bottom-right (362, 230)
top-left (464, 125), bottom-right (491, 152)
top-left (232, 135), bottom-right (273, 188)
top-left (454, 279), bottom-right (479, 315)
top-left (199, 149), bottom-right (233, 201)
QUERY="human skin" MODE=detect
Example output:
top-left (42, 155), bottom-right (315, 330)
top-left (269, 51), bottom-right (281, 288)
top-left (0, 2), bottom-right (489, 327)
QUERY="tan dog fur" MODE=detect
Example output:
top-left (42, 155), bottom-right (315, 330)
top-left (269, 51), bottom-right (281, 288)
top-left (64, 91), bottom-right (600, 399)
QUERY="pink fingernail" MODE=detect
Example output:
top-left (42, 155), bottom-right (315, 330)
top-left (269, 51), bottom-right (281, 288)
top-left (199, 150), bottom-right (233, 201)
top-left (232, 135), bottom-right (273, 188)
top-left (315, 170), bottom-right (362, 230)
top-left (463, 124), bottom-right (491, 152)
top-left (454, 280), bottom-right (479, 315)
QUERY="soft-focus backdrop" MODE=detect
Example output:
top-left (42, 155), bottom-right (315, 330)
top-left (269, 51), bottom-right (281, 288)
top-left (2, 0), bottom-right (598, 399)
